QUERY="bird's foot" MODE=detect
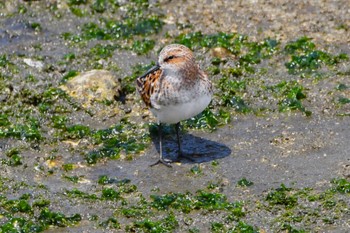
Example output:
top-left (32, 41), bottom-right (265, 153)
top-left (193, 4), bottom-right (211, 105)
top-left (150, 158), bottom-right (172, 167)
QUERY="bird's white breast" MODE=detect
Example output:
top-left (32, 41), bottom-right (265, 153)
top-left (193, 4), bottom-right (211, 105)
top-left (150, 93), bottom-right (211, 124)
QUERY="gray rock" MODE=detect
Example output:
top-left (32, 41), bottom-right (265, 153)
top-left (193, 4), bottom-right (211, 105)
top-left (60, 69), bottom-right (120, 109)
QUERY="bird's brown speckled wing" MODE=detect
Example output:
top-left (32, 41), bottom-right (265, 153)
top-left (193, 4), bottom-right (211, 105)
top-left (136, 66), bottom-right (162, 108)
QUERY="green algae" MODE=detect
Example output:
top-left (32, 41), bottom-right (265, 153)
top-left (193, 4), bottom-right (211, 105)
top-left (284, 37), bottom-right (348, 76)
top-left (120, 203), bottom-right (152, 219)
top-left (62, 124), bottom-right (91, 139)
top-left (63, 52), bottom-right (76, 62)
top-left (101, 188), bottom-right (120, 200)
top-left (86, 119), bottom-right (149, 164)
top-left (3, 199), bottom-right (32, 213)
top-left (126, 213), bottom-right (178, 233)
top-left (284, 37), bottom-right (316, 54)
top-left (338, 97), bottom-right (350, 105)
top-left (335, 83), bottom-right (349, 91)
top-left (185, 108), bottom-right (217, 130)
top-left (90, 0), bottom-right (108, 13)
top-left (279, 224), bottom-right (306, 233)
top-left (0, 176), bottom-right (348, 232)
top-left (211, 221), bottom-right (258, 233)
top-left (3, 148), bottom-right (22, 167)
top-left (331, 178), bottom-right (350, 194)
top-left (67, 0), bottom-right (87, 5)
top-left (217, 77), bottom-right (250, 113)
top-left (150, 190), bottom-right (240, 213)
top-left (32, 199), bottom-right (50, 208)
top-left (174, 31), bottom-right (243, 54)
top-left (0, 195), bottom-right (81, 232)
top-left (0, 70), bottom-right (150, 163)
top-left (64, 188), bottom-right (98, 200)
top-left (0, 117), bottom-right (42, 141)
top-left (62, 163), bottom-right (74, 171)
top-left (0, 54), bottom-right (10, 67)
top-left (63, 1), bottom-right (164, 55)
top-left (226, 204), bottom-right (246, 221)
top-left (63, 177), bottom-right (137, 202)
top-left (175, 32), bottom-right (278, 68)
top-left (89, 44), bottom-right (119, 60)
top-left (51, 115), bottom-right (68, 129)
top-left (237, 178), bottom-right (254, 187)
top-left (0, 113), bottom-right (10, 126)
top-left (17, 4), bottom-right (27, 14)
top-left (99, 217), bottom-right (120, 229)
top-left (62, 175), bottom-right (80, 183)
top-left (0, 217), bottom-right (44, 233)
top-left (183, 107), bottom-right (230, 131)
top-left (97, 175), bottom-right (131, 186)
top-left (190, 165), bottom-right (202, 175)
top-left (262, 178), bottom-right (350, 231)
top-left (29, 22), bottom-right (42, 32)
top-left (60, 70), bottom-right (79, 84)
top-left (266, 184), bottom-right (298, 208)
top-left (70, 6), bottom-right (87, 17)
top-left (38, 208), bottom-right (81, 227)
top-left (132, 39), bottom-right (156, 55)
top-left (265, 81), bottom-right (311, 116)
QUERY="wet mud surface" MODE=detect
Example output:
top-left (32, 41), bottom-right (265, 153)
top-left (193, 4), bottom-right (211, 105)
top-left (0, 0), bottom-right (350, 232)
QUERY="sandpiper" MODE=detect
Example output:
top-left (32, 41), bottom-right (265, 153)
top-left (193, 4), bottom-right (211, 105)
top-left (136, 44), bottom-right (212, 167)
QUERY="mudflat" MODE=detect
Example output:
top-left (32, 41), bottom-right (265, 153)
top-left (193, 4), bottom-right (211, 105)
top-left (0, 1), bottom-right (349, 232)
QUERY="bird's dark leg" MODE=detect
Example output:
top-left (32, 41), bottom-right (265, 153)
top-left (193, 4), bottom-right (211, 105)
top-left (175, 122), bottom-right (196, 162)
top-left (150, 123), bottom-right (172, 167)
top-left (175, 122), bottom-right (182, 156)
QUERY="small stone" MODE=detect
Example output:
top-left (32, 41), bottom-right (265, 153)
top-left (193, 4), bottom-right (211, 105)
top-left (23, 58), bottom-right (44, 70)
top-left (210, 47), bottom-right (233, 59)
top-left (221, 178), bottom-right (230, 186)
top-left (341, 164), bottom-right (350, 178)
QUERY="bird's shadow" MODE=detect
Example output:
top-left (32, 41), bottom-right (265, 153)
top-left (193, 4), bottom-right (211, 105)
top-left (150, 125), bottom-right (231, 164)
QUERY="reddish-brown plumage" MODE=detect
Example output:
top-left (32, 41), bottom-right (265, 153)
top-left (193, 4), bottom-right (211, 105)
top-left (136, 68), bottom-right (162, 108)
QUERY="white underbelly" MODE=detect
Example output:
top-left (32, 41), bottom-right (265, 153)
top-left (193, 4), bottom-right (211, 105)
top-left (150, 94), bottom-right (211, 124)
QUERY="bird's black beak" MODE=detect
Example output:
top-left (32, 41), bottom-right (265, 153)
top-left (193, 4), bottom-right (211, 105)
top-left (140, 62), bottom-right (160, 78)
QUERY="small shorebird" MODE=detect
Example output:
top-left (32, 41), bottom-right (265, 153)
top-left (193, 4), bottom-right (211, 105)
top-left (136, 44), bottom-right (212, 167)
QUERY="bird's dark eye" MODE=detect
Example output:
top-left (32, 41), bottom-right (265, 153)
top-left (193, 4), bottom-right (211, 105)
top-left (164, 55), bottom-right (175, 62)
